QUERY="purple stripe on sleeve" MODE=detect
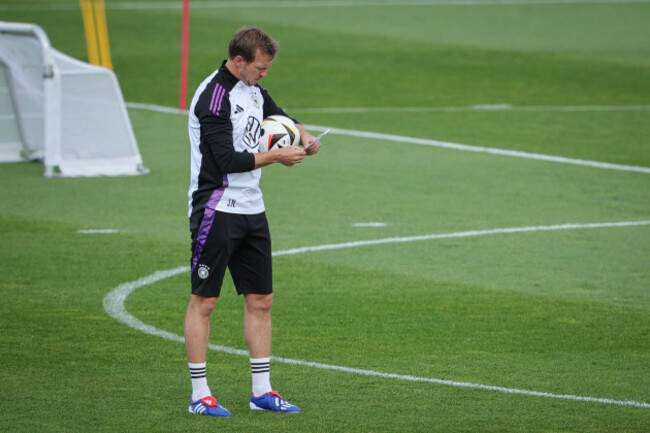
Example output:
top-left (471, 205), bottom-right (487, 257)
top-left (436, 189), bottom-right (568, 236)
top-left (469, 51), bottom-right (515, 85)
top-left (209, 84), bottom-right (222, 114)
top-left (209, 85), bottom-right (217, 112)
top-left (191, 175), bottom-right (229, 273)
top-left (215, 87), bottom-right (225, 115)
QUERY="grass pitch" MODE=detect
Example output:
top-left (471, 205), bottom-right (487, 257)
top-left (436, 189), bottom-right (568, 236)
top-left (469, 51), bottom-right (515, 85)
top-left (1, 1), bottom-right (649, 432)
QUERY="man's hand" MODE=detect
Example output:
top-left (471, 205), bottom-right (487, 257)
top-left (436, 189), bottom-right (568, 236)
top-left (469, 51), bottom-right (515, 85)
top-left (297, 124), bottom-right (321, 155)
top-left (253, 122), bottom-right (320, 169)
top-left (254, 145), bottom-right (305, 169)
top-left (276, 146), bottom-right (306, 166)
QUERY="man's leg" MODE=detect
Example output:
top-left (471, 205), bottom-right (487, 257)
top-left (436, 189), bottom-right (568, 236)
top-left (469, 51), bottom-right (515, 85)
top-left (185, 294), bottom-right (216, 364)
top-left (245, 294), bottom-right (273, 396)
top-left (245, 293), bottom-right (300, 413)
top-left (185, 294), bottom-right (231, 416)
top-left (244, 293), bottom-right (273, 359)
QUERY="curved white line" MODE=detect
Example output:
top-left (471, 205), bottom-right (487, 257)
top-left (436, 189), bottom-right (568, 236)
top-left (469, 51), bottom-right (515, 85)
top-left (273, 221), bottom-right (650, 256)
top-left (103, 221), bottom-right (650, 408)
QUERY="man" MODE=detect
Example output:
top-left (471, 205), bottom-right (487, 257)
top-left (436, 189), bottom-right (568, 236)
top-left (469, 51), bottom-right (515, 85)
top-left (184, 27), bottom-right (320, 417)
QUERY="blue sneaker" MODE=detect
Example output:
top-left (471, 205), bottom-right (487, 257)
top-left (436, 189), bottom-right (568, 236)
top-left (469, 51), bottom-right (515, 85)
top-left (188, 396), bottom-right (232, 417)
top-left (250, 391), bottom-right (301, 413)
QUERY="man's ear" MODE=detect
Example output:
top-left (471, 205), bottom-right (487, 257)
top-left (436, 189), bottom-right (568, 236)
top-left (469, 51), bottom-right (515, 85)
top-left (233, 55), bottom-right (246, 68)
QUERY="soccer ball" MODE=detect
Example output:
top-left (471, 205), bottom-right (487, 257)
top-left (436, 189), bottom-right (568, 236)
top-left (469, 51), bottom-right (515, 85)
top-left (258, 115), bottom-right (301, 152)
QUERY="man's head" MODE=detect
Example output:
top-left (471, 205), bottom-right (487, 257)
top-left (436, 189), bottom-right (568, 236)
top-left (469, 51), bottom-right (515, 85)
top-left (228, 27), bottom-right (277, 62)
top-left (227, 27), bottom-right (278, 87)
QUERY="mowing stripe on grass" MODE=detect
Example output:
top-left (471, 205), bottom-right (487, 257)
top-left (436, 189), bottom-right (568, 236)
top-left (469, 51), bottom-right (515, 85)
top-left (104, 220), bottom-right (650, 409)
top-left (4, 0), bottom-right (649, 12)
top-left (126, 102), bottom-right (650, 174)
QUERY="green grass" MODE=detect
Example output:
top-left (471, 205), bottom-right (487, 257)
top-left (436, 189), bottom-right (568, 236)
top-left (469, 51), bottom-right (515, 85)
top-left (1, 0), bottom-right (649, 432)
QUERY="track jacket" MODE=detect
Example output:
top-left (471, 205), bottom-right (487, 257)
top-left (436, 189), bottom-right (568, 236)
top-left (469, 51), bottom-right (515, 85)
top-left (187, 61), bottom-right (293, 223)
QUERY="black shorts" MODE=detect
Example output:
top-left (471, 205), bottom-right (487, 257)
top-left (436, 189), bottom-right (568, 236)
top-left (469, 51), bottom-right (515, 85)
top-left (190, 210), bottom-right (272, 297)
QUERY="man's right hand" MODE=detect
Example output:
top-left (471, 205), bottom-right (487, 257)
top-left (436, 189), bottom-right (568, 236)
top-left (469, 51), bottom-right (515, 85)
top-left (276, 146), bottom-right (306, 166)
top-left (255, 146), bottom-right (306, 169)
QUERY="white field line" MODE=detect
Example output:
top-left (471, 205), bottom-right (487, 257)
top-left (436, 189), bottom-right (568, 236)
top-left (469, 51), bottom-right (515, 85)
top-left (273, 220), bottom-right (650, 256)
top-left (302, 125), bottom-right (650, 174)
top-left (103, 220), bottom-right (650, 409)
top-left (352, 222), bottom-right (388, 227)
top-left (127, 101), bottom-right (650, 114)
top-left (3, 0), bottom-right (650, 12)
top-left (126, 101), bottom-right (650, 114)
top-left (302, 124), bottom-right (650, 174)
top-left (295, 104), bottom-right (650, 113)
top-left (78, 229), bottom-right (119, 234)
top-left (126, 102), bottom-right (184, 115)
top-left (125, 102), bottom-right (650, 174)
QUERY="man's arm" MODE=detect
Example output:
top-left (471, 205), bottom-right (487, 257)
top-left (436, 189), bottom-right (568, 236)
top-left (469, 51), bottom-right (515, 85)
top-left (201, 114), bottom-right (256, 174)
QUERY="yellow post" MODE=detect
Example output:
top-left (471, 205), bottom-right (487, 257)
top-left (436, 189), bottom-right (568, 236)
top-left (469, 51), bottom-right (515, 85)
top-left (79, 0), bottom-right (100, 66)
top-left (93, 0), bottom-right (113, 70)
top-left (79, 0), bottom-right (113, 69)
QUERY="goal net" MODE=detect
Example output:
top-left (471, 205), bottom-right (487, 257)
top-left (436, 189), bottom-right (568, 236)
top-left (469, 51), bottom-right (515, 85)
top-left (0, 21), bottom-right (148, 177)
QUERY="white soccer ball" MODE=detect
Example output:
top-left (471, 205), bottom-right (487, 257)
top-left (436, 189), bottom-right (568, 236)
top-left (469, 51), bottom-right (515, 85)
top-left (258, 115), bottom-right (301, 152)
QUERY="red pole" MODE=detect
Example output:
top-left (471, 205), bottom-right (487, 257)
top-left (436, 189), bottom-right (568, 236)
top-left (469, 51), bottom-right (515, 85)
top-left (179, 0), bottom-right (190, 111)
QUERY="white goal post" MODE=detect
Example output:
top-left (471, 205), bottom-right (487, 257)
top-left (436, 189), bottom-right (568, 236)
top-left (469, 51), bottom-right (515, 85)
top-left (0, 21), bottom-right (148, 177)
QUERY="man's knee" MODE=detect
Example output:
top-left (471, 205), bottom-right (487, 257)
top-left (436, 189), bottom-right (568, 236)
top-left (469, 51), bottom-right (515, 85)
top-left (245, 293), bottom-right (273, 313)
top-left (189, 294), bottom-right (218, 317)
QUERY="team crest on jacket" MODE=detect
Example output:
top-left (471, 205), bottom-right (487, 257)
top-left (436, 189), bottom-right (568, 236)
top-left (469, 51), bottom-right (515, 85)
top-left (250, 92), bottom-right (260, 108)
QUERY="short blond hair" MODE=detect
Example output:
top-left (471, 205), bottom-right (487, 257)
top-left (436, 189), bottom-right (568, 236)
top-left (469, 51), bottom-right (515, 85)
top-left (228, 27), bottom-right (277, 62)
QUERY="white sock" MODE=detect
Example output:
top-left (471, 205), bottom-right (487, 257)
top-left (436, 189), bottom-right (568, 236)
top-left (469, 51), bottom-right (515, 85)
top-left (250, 357), bottom-right (272, 397)
top-left (189, 362), bottom-right (212, 401)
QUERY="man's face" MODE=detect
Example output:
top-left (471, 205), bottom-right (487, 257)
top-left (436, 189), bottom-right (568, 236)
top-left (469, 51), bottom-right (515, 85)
top-left (238, 49), bottom-right (273, 86)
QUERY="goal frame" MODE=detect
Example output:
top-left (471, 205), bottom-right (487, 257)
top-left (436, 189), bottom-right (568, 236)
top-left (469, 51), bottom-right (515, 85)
top-left (0, 21), bottom-right (147, 177)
